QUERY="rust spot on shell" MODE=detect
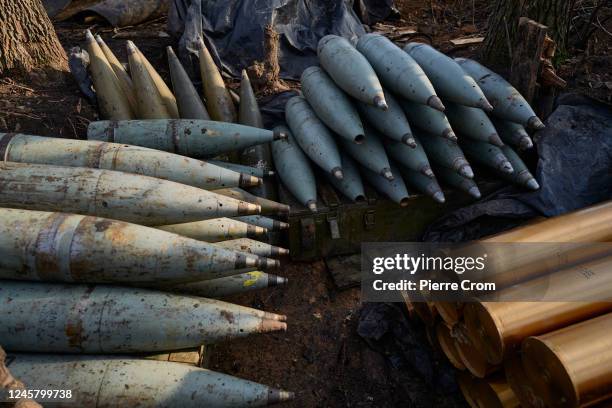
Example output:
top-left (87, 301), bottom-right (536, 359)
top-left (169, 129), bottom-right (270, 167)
top-left (94, 220), bottom-right (113, 232)
top-left (220, 310), bottom-right (235, 324)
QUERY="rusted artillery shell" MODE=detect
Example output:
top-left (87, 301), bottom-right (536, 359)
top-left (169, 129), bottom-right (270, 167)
top-left (6, 354), bottom-right (294, 407)
top-left (499, 145), bottom-right (539, 190)
top-left (362, 161), bottom-right (411, 207)
top-left (95, 34), bottom-right (137, 112)
top-left (456, 57), bottom-right (545, 130)
top-left (399, 98), bottom-right (457, 141)
top-left (126, 41), bottom-right (171, 119)
top-left (492, 118), bottom-right (534, 150)
top-left (235, 215), bottom-right (289, 232)
top-left (271, 125), bottom-right (317, 212)
top-left (285, 96), bottom-right (344, 180)
top-left (459, 139), bottom-right (515, 175)
top-left (157, 218), bottom-right (267, 242)
top-left (199, 38), bottom-right (237, 123)
top-left (215, 188), bottom-right (290, 215)
top-left (239, 70), bottom-right (276, 200)
top-left (84, 30), bottom-right (134, 120)
top-left (0, 133), bottom-right (259, 190)
top-left (318, 35), bottom-right (387, 109)
top-left (341, 125), bottom-right (394, 180)
top-left (87, 119), bottom-right (286, 159)
top-left (0, 208), bottom-right (265, 284)
top-left (433, 165), bottom-right (482, 199)
top-left (326, 151), bottom-right (367, 203)
top-left (167, 46), bottom-right (210, 120)
top-left (357, 34), bottom-right (442, 110)
top-left (215, 239), bottom-right (289, 258)
top-left (444, 102), bottom-right (504, 147)
top-left (0, 281), bottom-right (287, 352)
top-left (166, 271), bottom-right (288, 298)
top-left (0, 162), bottom-right (260, 226)
top-left (383, 134), bottom-right (434, 178)
top-left (357, 91), bottom-right (415, 146)
top-left (405, 43), bottom-right (492, 111)
top-left (135, 44), bottom-right (180, 119)
top-left (301, 66), bottom-right (365, 143)
top-left (417, 129), bottom-right (474, 178)
top-left (209, 160), bottom-right (275, 178)
top-left (398, 165), bottom-right (445, 203)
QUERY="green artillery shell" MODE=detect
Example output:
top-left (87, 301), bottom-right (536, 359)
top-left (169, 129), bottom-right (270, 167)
top-left (157, 218), bottom-right (268, 243)
top-left (127, 41), bottom-right (171, 119)
top-left (87, 119), bottom-right (286, 159)
top-left (341, 125), bottom-right (394, 180)
top-left (356, 34), bottom-right (443, 110)
top-left (239, 70), bottom-right (276, 200)
top-left (444, 102), bottom-right (504, 147)
top-left (199, 38), bottom-right (237, 123)
top-left (271, 125), bottom-right (317, 212)
top-left (405, 43), bottom-right (493, 111)
top-left (499, 145), bottom-right (540, 190)
top-left (357, 91), bottom-right (416, 146)
top-left (167, 46), bottom-right (210, 120)
top-left (0, 133), bottom-right (260, 190)
top-left (84, 30), bottom-right (134, 120)
top-left (7, 354), bottom-right (294, 407)
top-left (0, 162), bottom-right (261, 226)
top-left (235, 215), bottom-right (289, 231)
top-left (398, 165), bottom-right (446, 203)
top-left (417, 129), bottom-right (475, 178)
top-left (209, 160), bottom-right (275, 178)
top-left (491, 118), bottom-right (534, 150)
top-left (317, 35), bottom-right (387, 109)
top-left (135, 44), bottom-right (180, 119)
top-left (459, 139), bottom-right (515, 174)
top-left (215, 238), bottom-right (290, 258)
top-left (455, 57), bottom-right (545, 130)
top-left (285, 96), bottom-right (344, 179)
top-left (167, 271), bottom-right (288, 298)
top-left (326, 151), bottom-right (367, 203)
top-left (399, 98), bottom-right (457, 141)
top-left (301, 66), bottom-right (365, 143)
top-left (383, 135), bottom-right (435, 178)
top-left (0, 208), bottom-right (266, 284)
top-left (0, 282), bottom-right (287, 353)
top-left (433, 165), bottom-right (482, 199)
top-left (95, 34), bottom-right (137, 112)
top-left (362, 162), bottom-right (411, 207)
top-left (215, 188), bottom-right (290, 215)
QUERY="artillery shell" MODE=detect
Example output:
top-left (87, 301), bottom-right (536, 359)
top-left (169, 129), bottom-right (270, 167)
top-left (399, 98), bottom-right (457, 141)
top-left (362, 161), bottom-right (411, 207)
top-left (272, 125), bottom-right (317, 212)
top-left (499, 145), bottom-right (539, 190)
top-left (444, 101), bottom-right (504, 147)
top-left (157, 218), bottom-right (268, 242)
top-left (405, 43), bottom-right (492, 111)
top-left (341, 124), bottom-right (394, 180)
top-left (95, 34), bottom-right (137, 112)
top-left (326, 151), bottom-right (367, 203)
top-left (88, 119), bottom-right (286, 159)
top-left (456, 57), bottom-right (545, 129)
top-left (167, 46), bottom-right (210, 120)
top-left (433, 165), bottom-right (482, 199)
top-left (459, 139), bottom-right (515, 175)
top-left (491, 118), bottom-right (534, 150)
top-left (209, 160), bottom-right (275, 178)
top-left (199, 38), bottom-right (237, 123)
top-left (135, 44), bottom-right (180, 119)
top-left (215, 238), bottom-right (290, 258)
top-left (398, 165), bottom-right (445, 203)
top-left (0, 281), bottom-right (287, 352)
top-left (318, 35), bottom-right (387, 109)
top-left (235, 215), bottom-right (289, 232)
top-left (6, 354), bottom-right (294, 407)
top-left (167, 271), bottom-right (288, 298)
top-left (0, 133), bottom-right (260, 190)
top-left (417, 129), bottom-right (475, 178)
top-left (84, 30), bottom-right (134, 120)
top-left (215, 188), bottom-right (290, 215)
top-left (357, 91), bottom-right (415, 146)
top-left (357, 34), bottom-right (443, 110)
top-left (301, 66), bottom-right (365, 143)
top-left (383, 134), bottom-right (434, 178)
top-left (285, 96), bottom-right (344, 180)
top-left (0, 162), bottom-right (261, 226)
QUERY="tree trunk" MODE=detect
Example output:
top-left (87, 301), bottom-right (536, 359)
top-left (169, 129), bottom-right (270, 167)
top-left (481, 0), bottom-right (575, 66)
top-left (0, 0), bottom-right (68, 76)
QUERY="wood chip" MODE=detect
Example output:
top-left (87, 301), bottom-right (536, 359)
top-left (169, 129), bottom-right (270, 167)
top-left (450, 36), bottom-right (485, 45)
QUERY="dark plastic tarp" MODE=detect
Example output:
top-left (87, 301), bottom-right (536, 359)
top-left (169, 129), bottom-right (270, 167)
top-left (44, 0), bottom-right (169, 27)
top-left (169, 0), bottom-right (376, 79)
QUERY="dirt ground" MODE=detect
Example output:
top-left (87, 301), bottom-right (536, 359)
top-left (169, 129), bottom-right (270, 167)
top-left (0, 1), bottom-right (610, 407)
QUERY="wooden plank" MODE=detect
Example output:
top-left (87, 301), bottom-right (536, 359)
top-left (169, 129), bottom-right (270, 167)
top-left (450, 36), bottom-right (485, 46)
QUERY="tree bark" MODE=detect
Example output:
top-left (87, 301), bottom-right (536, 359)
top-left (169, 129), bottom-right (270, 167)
top-left (0, 0), bottom-right (68, 76)
top-left (481, 0), bottom-right (575, 66)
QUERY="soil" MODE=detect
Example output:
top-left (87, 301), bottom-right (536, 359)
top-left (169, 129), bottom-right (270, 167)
top-left (0, 2), bottom-right (610, 407)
